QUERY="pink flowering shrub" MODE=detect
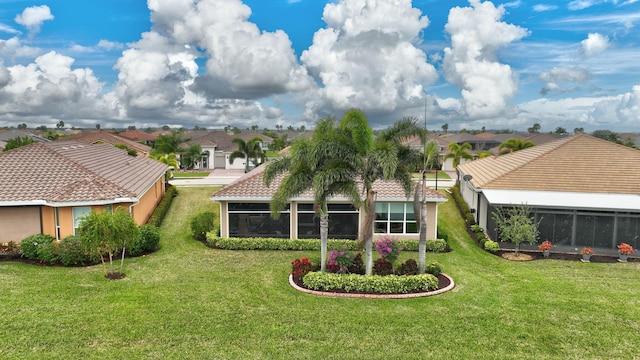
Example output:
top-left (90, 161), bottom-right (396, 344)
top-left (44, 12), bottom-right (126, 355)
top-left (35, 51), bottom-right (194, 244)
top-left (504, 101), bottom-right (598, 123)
top-left (374, 236), bottom-right (402, 263)
top-left (327, 246), bottom-right (354, 273)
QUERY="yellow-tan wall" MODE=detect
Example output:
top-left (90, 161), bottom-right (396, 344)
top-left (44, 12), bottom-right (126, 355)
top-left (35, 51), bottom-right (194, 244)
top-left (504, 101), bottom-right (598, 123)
top-left (131, 177), bottom-right (165, 225)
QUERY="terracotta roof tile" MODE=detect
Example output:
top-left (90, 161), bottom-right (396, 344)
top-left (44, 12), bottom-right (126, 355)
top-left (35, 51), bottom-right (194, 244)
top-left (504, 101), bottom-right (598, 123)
top-left (66, 130), bottom-right (151, 155)
top-left (458, 134), bottom-right (640, 195)
top-left (0, 141), bottom-right (167, 204)
top-left (212, 163), bottom-right (446, 202)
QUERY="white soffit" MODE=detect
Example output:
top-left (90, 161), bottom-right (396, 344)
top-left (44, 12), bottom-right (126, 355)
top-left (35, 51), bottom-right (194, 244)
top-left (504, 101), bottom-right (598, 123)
top-left (482, 189), bottom-right (640, 212)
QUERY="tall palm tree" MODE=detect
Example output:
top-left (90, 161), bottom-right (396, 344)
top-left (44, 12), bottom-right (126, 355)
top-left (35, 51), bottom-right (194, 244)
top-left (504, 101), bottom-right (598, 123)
top-left (264, 118), bottom-right (361, 272)
top-left (333, 110), bottom-right (423, 275)
top-left (414, 139), bottom-right (438, 273)
top-left (444, 142), bottom-right (473, 182)
top-left (498, 138), bottom-right (535, 155)
top-left (153, 130), bottom-right (186, 155)
top-left (230, 136), bottom-right (265, 172)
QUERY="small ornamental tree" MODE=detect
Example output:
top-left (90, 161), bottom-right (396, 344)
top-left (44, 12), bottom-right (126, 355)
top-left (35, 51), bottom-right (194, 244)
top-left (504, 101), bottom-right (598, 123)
top-left (78, 207), bottom-right (140, 278)
top-left (491, 204), bottom-right (541, 256)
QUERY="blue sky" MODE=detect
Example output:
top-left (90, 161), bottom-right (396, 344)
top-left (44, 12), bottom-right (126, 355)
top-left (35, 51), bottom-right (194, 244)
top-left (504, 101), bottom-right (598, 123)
top-left (0, 0), bottom-right (639, 133)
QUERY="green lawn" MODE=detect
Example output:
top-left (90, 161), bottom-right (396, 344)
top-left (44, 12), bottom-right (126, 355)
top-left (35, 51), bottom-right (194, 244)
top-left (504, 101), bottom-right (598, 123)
top-left (1, 187), bottom-right (639, 359)
top-left (172, 171), bottom-right (210, 178)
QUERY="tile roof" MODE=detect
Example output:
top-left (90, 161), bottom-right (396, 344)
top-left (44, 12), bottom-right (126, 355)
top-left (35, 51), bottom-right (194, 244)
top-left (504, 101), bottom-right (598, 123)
top-left (0, 141), bottom-right (168, 205)
top-left (186, 130), bottom-right (237, 151)
top-left (458, 134), bottom-right (640, 195)
top-left (211, 163), bottom-right (447, 203)
top-left (66, 130), bottom-right (152, 155)
top-left (117, 130), bottom-right (156, 142)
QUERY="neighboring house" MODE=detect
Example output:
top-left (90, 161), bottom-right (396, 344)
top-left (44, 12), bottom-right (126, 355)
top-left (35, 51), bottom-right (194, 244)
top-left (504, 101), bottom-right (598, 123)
top-left (233, 131), bottom-right (273, 151)
top-left (66, 130), bottom-right (152, 156)
top-left (182, 130), bottom-right (273, 171)
top-left (117, 130), bottom-right (157, 145)
top-left (0, 130), bottom-right (49, 150)
top-left (210, 165), bottom-right (447, 240)
top-left (0, 141), bottom-right (168, 243)
top-left (457, 134), bottom-right (640, 252)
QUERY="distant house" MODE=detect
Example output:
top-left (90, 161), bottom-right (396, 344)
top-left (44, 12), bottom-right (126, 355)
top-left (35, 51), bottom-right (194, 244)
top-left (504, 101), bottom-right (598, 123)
top-left (0, 141), bottom-right (168, 243)
top-left (0, 130), bottom-right (49, 150)
top-left (117, 130), bottom-right (157, 145)
top-left (66, 130), bottom-right (152, 156)
top-left (211, 165), bottom-right (447, 240)
top-left (457, 134), bottom-right (640, 252)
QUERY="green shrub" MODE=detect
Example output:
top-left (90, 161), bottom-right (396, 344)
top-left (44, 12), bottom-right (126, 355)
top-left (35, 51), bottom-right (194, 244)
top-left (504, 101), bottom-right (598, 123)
top-left (449, 186), bottom-right (475, 225)
top-left (484, 240), bottom-right (500, 253)
top-left (20, 234), bottom-right (55, 260)
top-left (36, 241), bottom-right (59, 264)
top-left (302, 272), bottom-right (439, 294)
top-left (191, 212), bottom-right (215, 241)
top-left (424, 262), bottom-right (442, 277)
top-left (207, 236), bottom-right (449, 253)
top-left (147, 185), bottom-right (177, 227)
top-left (470, 225), bottom-right (484, 233)
top-left (128, 225), bottom-right (160, 256)
top-left (58, 235), bottom-right (97, 266)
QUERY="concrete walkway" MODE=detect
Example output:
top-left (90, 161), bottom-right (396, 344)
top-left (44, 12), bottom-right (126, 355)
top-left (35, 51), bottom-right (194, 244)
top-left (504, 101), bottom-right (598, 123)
top-left (169, 169), bottom-right (244, 186)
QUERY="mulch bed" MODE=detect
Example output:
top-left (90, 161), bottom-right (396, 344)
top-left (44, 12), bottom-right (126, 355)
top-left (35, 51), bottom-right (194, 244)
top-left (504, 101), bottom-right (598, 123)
top-left (496, 250), bottom-right (635, 263)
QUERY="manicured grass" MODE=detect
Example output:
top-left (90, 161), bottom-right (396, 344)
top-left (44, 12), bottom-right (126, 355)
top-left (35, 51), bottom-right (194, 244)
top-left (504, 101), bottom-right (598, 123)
top-left (412, 171), bottom-right (451, 179)
top-left (1, 187), bottom-right (639, 359)
top-left (172, 171), bottom-right (210, 178)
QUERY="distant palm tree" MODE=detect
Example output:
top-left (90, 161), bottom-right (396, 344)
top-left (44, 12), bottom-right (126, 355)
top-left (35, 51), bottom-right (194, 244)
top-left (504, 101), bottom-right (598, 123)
top-left (230, 136), bottom-right (265, 172)
top-left (154, 130), bottom-right (186, 155)
top-left (498, 138), bottom-right (535, 155)
top-left (444, 142), bottom-right (473, 182)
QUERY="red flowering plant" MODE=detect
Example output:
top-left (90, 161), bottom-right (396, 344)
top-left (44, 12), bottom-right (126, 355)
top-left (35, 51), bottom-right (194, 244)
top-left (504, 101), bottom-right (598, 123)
top-left (581, 247), bottom-right (594, 256)
top-left (291, 257), bottom-right (313, 282)
top-left (617, 243), bottom-right (634, 255)
top-left (375, 235), bottom-right (402, 263)
top-left (538, 240), bottom-right (553, 252)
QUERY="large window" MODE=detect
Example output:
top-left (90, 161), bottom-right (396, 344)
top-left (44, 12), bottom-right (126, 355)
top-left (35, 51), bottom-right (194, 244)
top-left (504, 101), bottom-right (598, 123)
top-left (297, 204), bottom-right (358, 240)
top-left (374, 202), bottom-right (417, 235)
top-left (72, 206), bottom-right (91, 234)
top-left (228, 203), bottom-right (290, 238)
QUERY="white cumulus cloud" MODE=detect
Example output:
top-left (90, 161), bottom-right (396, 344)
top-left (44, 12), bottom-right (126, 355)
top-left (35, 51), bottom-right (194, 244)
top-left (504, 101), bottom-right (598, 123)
top-left (443, 0), bottom-right (529, 118)
top-left (581, 33), bottom-right (610, 57)
top-left (300, 0), bottom-right (437, 122)
top-left (14, 5), bottom-right (54, 36)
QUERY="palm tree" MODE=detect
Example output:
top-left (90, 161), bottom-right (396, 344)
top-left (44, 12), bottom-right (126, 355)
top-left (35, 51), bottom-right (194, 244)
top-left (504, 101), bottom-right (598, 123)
top-left (264, 117), bottom-right (361, 272)
top-left (498, 138), bottom-right (535, 155)
top-left (444, 142), bottom-right (473, 182)
top-left (415, 139), bottom-right (438, 273)
top-left (151, 153), bottom-right (178, 178)
top-left (230, 136), bottom-right (265, 172)
top-left (154, 130), bottom-right (186, 155)
top-left (334, 110), bottom-right (423, 275)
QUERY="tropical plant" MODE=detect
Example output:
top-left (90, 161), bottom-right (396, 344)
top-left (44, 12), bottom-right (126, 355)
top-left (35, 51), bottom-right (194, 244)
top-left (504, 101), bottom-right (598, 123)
top-left (491, 204), bottom-right (541, 256)
top-left (181, 144), bottom-right (202, 170)
top-left (78, 208), bottom-right (140, 277)
top-left (374, 236), bottom-right (402, 263)
top-left (415, 138), bottom-right (437, 273)
top-left (154, 130), bottom-right (186, 155)
top-left (150, 153), bottom-right (178, 178)
top-left (444, 142), bottom-right (473, 182)
top-left (3, 136), bottom-right (35, 151)
top-left (230, 136), bottom-right (265, 172)
top-left (498, 138), bottom-right (535, 155)
top-left (264, 117), bottom-right (361, 272)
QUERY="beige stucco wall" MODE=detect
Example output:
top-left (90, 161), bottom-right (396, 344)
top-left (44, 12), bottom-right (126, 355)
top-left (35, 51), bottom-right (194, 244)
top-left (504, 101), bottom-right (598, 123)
top-left (132, 177), bottom-right (165, 225)
top-left (0, 207), bottom-right (41, 243)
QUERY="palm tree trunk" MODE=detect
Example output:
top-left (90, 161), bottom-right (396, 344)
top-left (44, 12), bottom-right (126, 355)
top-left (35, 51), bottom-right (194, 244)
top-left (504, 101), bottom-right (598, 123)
top-left (418, 200), bottom-right (427, 273)
top-left (364, 191), bottom-right (376, 275)
top-left (320, 213), bottom-right (328, 272)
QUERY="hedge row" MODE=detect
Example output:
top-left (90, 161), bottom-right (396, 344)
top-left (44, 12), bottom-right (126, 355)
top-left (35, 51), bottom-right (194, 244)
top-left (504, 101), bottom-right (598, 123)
top-left (206, 235), bottom-right (449, 252)
top-left (302, 272), bottom-right (439, 294)
top-left (449, 185), bottom-right (475, 225)
top-left (147, 185), bottom-right (178, 227)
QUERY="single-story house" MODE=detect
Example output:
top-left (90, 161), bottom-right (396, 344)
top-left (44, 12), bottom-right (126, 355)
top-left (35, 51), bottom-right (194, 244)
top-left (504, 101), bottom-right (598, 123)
top-left (66, 130), bottom-right (153, 156)
top-left (0, 141), bottom-right (168, 243)
top-left (210, 165), bottom-right (447, 240)
top-left (457, 134), bottom-right (640, 252)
